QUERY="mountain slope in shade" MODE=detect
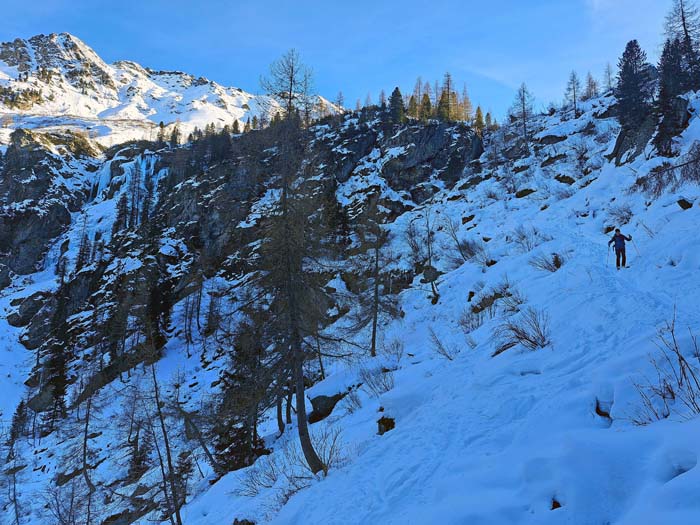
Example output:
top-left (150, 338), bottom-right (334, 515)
top-left (0, 33), bottom-right (338, 146)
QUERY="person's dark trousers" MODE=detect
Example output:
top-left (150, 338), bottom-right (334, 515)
top-left (615, 247), bottom-right (626, 268)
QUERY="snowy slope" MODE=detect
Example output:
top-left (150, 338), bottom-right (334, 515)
top-left (179, 96), bottom-right (700, 524)
top-left (0, 33), bottom-right (339, 146)
top-left (1, 84), bottom-right (699, 524)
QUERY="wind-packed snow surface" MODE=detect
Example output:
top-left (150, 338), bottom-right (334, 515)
top-left (179, 96), bottom-right (700, 524)
top-left (0, 33), bottom-right (338, 146)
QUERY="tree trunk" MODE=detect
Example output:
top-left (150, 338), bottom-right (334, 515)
top-left (276, 390), bottom-right (285, 436)
top-left (285, 386), bottom-right (293, 425)
top-left (81, 395), bottom-right (95, 525)
top-left (280, 165), bottom-right (324, 475)
top-left (151, 365), bottom-right (183, 525)
top-left (316, 336), bottom-right (326, 379)
top-left (370, 242), bottom-right (380, 357)
top-left (176, 406), bottom-right (223, 474)
top-left (292, 330), bottom-right (324, 474)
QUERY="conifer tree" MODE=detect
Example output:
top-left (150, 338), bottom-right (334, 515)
top-left (348, 196), bottom-right (399, 357)
top-left (407, 95), bottom-right (418, 118)
top-left (244, 117), bottom-right (251, 132)
top-left (615, 40), bottom-right (654, 132)
top-left (157, 121), bottom-right (166, 146)
top-left (389, 87), bottom-right (406, 124)
top-left (420, 93), bottom-right (432, 121)
top-left (461, 84), bottom-right (474, 122)
top-left (510, 83), bottom-right (535, 152)
top-left (666, 0), bottom-right (700, 90)
top-left (260, 53), bottom-right (327, 474)
top-left (583, 72), bottom-right (600, 100)
top-left (665, 0), bottom-right (700, 45)
top-left (170, 124), bottom-right (181, 147)
top-left (413, 77), bottom-right (423, 105)
top-left (232, 120), bottom-right (240, 134)
top-left (75, 214), bottom-right (92, 272)
top-left (604, 63), bottom-right (615, 92)
top-left (566, 71), bottom-right (582, 117)
top-left (655, 38), bottom-right (686, 155)
top-left (437, 72), bottom-right (455, 121)
top-left (474, 106), bottom-right (485, 135)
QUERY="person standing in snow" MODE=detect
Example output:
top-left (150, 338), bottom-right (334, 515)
top-left (608, 228), bottom-right (632, 270)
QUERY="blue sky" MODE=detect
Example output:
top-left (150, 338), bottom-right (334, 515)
top-left (2, 0), bottom-right (668, 118)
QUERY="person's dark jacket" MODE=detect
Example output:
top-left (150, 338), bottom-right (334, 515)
top-left (609, 233), bottom-right (631, 251)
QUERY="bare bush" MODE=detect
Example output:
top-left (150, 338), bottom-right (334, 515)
top-left (429, 327), bottom-right (458, 361)
top-left (237, 453), bottom-right (282, 498)
top-left (238, 426), bottom-right (346, 504)
top-left (470, 277), bottom-right (525, 319)
top-left (500, 170), bottom-right (519, 194)
top-left (340, 390), bottom-right (363, 415)
top-left (492, 307), bottom-right (551, 356)
top-left (443, 217), bottom-right (486, 265)
top-left (607, 204), bottom-right (633, 226)
top-left (569, 139), bottom-right (589, 171)
top-left (359, 367), bottom-right (395, 397)
top-left (484, 188), bottom-right (500, 200)
top-left (680, 142), bottom-right (700, 184)
top-left (633, 163), bottom-right (676, 198)
top-left (379, 338), bottom-right (405, 367)
top-left (459, 307), bottom-right (485, 334)
top-left (529, 252), bottom-right (565, 272)
top-left (498, 281), bottom-right (527, 315)
top-left (405, 220), bottom-right (426, 267)
top-left (511, 225), bottom-right (551, 253)
top-left (631, 316), bottom-right (700, 426)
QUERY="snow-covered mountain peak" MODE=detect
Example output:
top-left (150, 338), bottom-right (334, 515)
top-left (0, 33), bottom-right (339, 146)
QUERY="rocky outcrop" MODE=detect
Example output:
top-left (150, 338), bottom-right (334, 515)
top-left (309, 393), bottom-right (346, 423)
top-left (0, 130), bottom-right (94, 279)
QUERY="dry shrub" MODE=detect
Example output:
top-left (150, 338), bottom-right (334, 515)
top-left (359, 366), bottom-right (395, 397)
top-left (340, 390), bottom-right (363, 415)
top-left (680, 143), bottom-right (700, 184)
top-left (379, 338), bottom-right (405, 367)
top-left (607, 203), bottom-right (633, 226)
top-left (471, 277), bottom-right (525, 318)
top-left (429, 327), bottom-right (459, 361)
top-left (511, 225), bottom-right (551, 253)
top-left (529, 252), bottom-right (565, 272)
top-left (459, 307), bottom-right (485, 334)
top-left (631, 315), bottom-right (700, 426)
top-left (493, 307), bottom-right (551, 356)
top-left (635, 143), bottom-right (700, 197)
top-left (634, 162), bottom-right (676, 198)
top-left (237, 426), bottom-right (346, 505)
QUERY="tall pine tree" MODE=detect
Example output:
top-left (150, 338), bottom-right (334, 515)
top-left (615, 40), bottom-right (654, 132)
top-left (655, 38), bottom-right (686, 155)
top-left (389, 87), bottom-right (406, 124)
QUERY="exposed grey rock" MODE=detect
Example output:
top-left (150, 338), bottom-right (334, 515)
top-left (309, 393), bottom-right (346, 423)
top-left (27, 385), bottom-right (55, 413)
top-left (7, 291), bottom-right (48, 327)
